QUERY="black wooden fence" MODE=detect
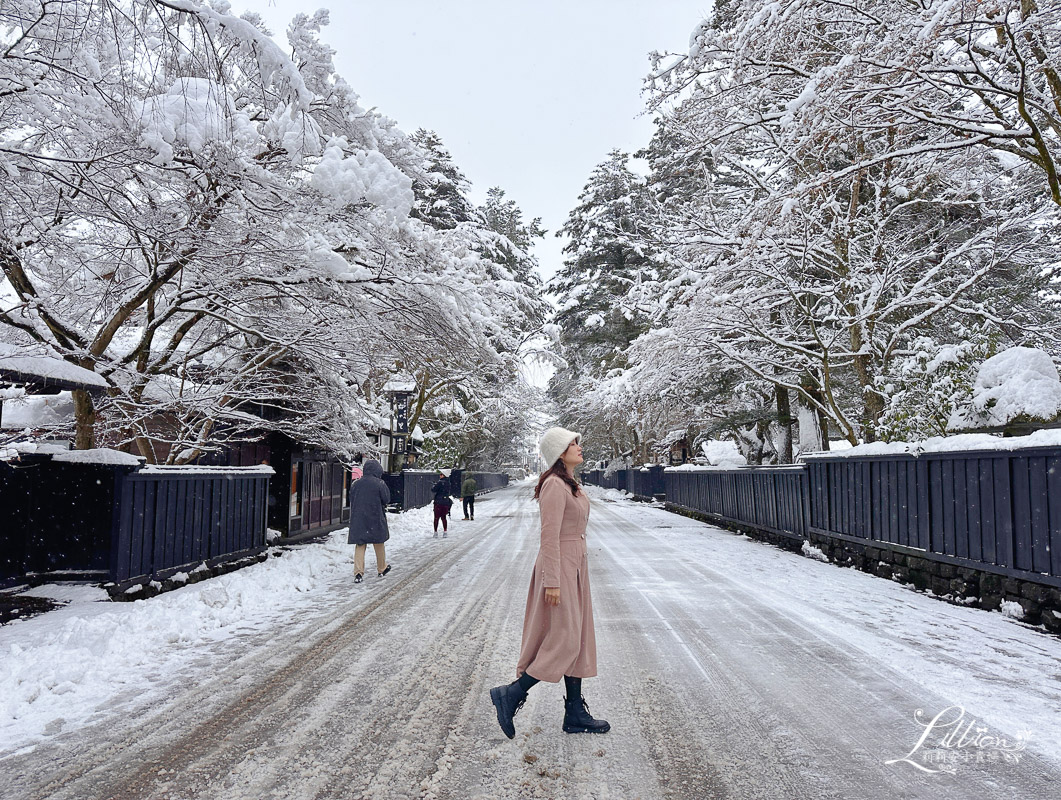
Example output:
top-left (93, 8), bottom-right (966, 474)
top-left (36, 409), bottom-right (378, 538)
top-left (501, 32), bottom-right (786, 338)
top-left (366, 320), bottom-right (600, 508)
top-left (1, 454), bottom-right (269, 589)
top-left (584, 448), bottom-right (1061, 588)
top-left (455, 469), bottom-right (509, 495)
top-left (807, 449), bottom-right (1061, 585)
top-left (113, 467), bottom-right (270, 584)
top-left (1, 455), bottom-right (135, 586)
top-left (384, 469), bottom-right (510, 511)
top-left (667, 467), bottom-right (808, 539)
top-left (582, 466), bottom-right (665, 498)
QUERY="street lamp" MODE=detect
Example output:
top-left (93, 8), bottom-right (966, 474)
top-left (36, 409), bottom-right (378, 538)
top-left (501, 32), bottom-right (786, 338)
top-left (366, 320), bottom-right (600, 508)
top-left (382, 374), bottom-right (416, 474)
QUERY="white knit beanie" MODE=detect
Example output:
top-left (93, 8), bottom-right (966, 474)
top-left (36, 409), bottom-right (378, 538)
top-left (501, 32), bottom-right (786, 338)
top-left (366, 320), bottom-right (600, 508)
top-left (539, 427), bottom-right (581, 468)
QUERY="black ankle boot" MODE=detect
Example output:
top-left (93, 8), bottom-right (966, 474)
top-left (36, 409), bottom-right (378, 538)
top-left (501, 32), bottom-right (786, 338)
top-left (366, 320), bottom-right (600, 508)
top-left (562, 696), bottom-right (610, 734)
top-left (489, 682), bottom-right (528, 739)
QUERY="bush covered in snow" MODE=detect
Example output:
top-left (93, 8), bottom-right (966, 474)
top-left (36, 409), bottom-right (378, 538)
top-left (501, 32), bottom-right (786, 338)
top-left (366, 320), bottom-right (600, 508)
top-left (699, 440), bottom-right (748, 467)
top-left (949, 347), bottom-right (1061, 430)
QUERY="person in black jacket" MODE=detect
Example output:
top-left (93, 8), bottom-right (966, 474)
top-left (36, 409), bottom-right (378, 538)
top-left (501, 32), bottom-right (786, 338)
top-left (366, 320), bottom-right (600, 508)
top-left (431, 471), bottom-right (453, 538)
top-left (348, 460), bottom-right (392, 583)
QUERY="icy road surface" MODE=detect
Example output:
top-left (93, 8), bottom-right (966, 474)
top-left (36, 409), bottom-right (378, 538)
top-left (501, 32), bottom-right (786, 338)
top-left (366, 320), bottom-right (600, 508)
top-left (3, 482), bottom-right (1060, 799)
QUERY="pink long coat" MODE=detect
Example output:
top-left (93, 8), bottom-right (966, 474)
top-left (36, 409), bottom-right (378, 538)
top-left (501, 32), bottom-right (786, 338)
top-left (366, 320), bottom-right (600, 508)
top-left (517, 475), bottom-right (597, 682)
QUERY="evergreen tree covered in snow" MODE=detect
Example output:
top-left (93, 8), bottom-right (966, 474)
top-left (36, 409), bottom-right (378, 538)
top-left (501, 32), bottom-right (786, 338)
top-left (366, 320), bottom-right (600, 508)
top-left (409, 129), bottom-right (476, 231)
top-left (547, 151), bottom-right (657, 460)
top-left (475, 187), bottom-right (546, 287)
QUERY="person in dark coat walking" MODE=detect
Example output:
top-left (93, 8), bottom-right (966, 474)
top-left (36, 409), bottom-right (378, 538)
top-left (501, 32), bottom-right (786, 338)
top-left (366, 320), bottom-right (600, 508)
top-left (431, 471), bottom-right (453, 537)
top-left (348, 459), bottom-right (392, 583)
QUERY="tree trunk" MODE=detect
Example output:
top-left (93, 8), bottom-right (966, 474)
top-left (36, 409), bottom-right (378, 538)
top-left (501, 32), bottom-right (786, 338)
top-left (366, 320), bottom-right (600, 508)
top-left (135, 435), bottom-right (158, 464)
top-left (775, 384), bottom-right (793, 464)
top-left (72, 390), bottom-right (96, 450)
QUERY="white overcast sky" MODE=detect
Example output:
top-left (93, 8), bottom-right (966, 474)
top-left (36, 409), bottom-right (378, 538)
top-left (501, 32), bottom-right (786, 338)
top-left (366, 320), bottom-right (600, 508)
top-left (242, 0), bottom-right (711, 283)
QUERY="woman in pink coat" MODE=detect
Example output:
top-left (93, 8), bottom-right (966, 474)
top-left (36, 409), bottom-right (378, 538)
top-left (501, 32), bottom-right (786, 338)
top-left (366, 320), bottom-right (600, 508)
top-left (489, 427), bottom-right (609, 739)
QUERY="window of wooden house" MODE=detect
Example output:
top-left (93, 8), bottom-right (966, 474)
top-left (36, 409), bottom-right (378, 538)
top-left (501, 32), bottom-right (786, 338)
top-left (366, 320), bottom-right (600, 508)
top-left (341, 468), bottom-right (349, 508)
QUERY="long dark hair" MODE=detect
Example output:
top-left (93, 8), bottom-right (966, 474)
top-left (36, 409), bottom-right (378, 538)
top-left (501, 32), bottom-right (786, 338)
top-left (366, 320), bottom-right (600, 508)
top-left (534, 459), bottom-right (580, 499)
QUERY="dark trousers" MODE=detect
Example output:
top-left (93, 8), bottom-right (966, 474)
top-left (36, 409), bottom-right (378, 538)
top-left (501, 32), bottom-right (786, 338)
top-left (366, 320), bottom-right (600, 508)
top-left (433, 503), bottom-right (449, 532)
top-left (463, 495), bottom-right (475, 519)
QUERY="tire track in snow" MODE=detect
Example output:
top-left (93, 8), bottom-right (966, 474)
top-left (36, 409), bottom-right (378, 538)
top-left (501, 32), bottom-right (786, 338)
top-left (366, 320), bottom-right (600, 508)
top-left (19, 490), bottom-right (530, 800)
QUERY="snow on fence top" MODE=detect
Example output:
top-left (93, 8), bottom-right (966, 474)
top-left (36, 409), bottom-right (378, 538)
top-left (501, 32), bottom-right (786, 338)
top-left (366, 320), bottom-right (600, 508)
top-left (0, 442), bottom-right (71, 461)
top-left (52, 449), bottom-right (145, 466)
top-left (138, 465), bottom-right (274, 475)
top-left (803, 429), bottom-right (1061, 460)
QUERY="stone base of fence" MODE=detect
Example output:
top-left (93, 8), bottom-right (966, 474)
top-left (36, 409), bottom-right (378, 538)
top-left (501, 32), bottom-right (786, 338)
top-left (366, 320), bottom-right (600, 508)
top-left (667, 498), bottom-right (1061, 635)
top-left (107, 547), bottom-right (269, 601)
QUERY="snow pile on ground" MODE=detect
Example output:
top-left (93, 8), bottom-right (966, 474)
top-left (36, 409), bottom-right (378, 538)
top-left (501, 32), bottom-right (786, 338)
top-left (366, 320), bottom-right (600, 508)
top-left (1000, 600), bottom-right (1026, 620)
top-left (0, 503), bottom-right (440, 754)
top-left (801, 540), bottom-right (829, 562)
top-left (950, 346), bottom-right (1061, 429)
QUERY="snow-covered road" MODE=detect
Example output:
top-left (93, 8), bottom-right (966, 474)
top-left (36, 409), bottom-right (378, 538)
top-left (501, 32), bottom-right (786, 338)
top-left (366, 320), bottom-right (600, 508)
top-left (3, 482), bottom-right (1060, 799)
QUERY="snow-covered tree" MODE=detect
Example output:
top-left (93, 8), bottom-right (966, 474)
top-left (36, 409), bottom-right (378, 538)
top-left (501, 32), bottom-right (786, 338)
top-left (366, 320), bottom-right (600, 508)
top-left (0, 1), bottom-right (548, 465)
top-left (409, 129), bottom-right (476, 231)
top-left (619, 0), bottom-right (1061, 447)
top-left (546, 151), bottom-right (660, 458)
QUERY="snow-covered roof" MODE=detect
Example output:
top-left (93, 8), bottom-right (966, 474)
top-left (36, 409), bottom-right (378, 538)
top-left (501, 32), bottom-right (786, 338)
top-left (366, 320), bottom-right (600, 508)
top-left (660, 429), bottom-right (687, 447)
top-left (0, 391), bottom-right (75, 430)
top-left (0, 344), bottom-right (108, 391)
top-left (382, 375), bottom-right (417, 394)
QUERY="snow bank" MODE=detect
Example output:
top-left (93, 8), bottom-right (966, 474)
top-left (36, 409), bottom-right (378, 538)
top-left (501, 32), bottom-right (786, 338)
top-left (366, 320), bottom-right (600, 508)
top-left (950, 347), bottom-right (1061, 429)
top-left (0, 503), bottom-right (439, 753)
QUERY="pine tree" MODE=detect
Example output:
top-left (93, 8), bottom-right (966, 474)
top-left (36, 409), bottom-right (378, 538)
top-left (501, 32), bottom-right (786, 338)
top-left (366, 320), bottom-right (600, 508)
top-left (550, 151), bottom-right (653, 391)
top-left (475, 187), bottom-right (546, 285)
top-left (409, 129), bottom-right (476, 231)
